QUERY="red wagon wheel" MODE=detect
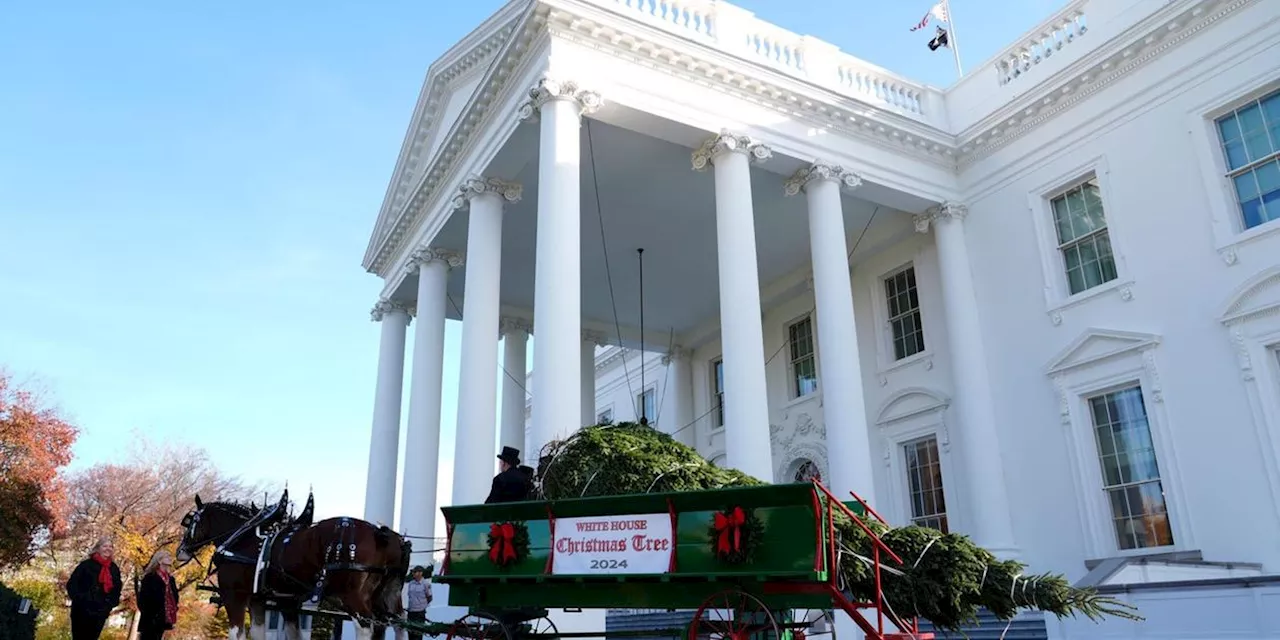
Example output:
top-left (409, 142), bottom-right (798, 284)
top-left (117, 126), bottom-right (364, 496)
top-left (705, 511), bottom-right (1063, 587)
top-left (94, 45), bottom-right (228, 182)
top-left (688, 589), bottom-right (781, 640)
top-left (448, 613), bottom-right (514, 640)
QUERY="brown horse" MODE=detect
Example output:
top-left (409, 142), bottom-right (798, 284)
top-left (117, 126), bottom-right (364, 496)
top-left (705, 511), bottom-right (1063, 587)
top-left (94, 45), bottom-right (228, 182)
top-left (176, 493), bottom-right (292, 640)
top-left (257, 516), bottom-right (411, 640)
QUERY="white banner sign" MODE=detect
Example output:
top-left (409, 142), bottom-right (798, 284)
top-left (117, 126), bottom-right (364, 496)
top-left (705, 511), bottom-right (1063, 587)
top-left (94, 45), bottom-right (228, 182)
top-left (551, 513), bottom-right (674, 575)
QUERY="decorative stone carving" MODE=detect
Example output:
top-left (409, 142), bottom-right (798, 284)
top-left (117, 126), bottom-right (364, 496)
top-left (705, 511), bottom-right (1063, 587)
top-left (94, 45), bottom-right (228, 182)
top-left (409, 247), bottom-right (464, 272)
top-left (1119, 285), bottom-right (1135, 302)
top-left (1141, 348), bottom-right (1164, 403)
top-left (451, 177), bottom-right (522, 210)
top-left (690, 130), bottom-right (773, 171)
top-left (499, 316), bottom-right (533, 338)
top-left (581, 329), bottom-right (608, 346)
top-left (783, 162), bottom-right (863, 196)
top-left (1053, 374), bottom-right (1071, 425)
top-left (912, 202), bottom-right (969, 233)
top-left (1221, 248), bottom-right (1239, 266)
top-left (661, 345), bottom-right (692, 366)
top-left (370, 298), bottom-right (413, 322)
top-left (1231, 327), bottom-right (1255, 382)
top-left (517, 77), bottom-right (602, 121)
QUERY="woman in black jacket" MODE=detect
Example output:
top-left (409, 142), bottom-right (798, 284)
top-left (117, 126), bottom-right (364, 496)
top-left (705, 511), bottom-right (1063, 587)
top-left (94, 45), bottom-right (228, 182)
top-left (65, 537), bottom-right (122, 640)
top-left (137, 550), bottom-right (180, 640)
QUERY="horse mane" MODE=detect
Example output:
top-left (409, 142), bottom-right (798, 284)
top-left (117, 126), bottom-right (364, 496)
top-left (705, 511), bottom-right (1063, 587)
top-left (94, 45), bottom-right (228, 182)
top-left (373, 525), bottom-right (395, 549)
top-left (208, 501), bottom-right (257, 519)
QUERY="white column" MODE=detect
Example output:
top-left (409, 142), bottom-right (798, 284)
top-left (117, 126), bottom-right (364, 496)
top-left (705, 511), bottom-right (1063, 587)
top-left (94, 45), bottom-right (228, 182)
top-left (662, 347), bottom-right (695, 447)
top-left (451, 177), bottom-right (522, 506)
top-left (915, 202), bottom-right (1018, 556)
top-left (363, 298), bottom-right (411, 526)
top-left (786, 162), bottom-right (877, 506)
top-left (519, 78), bottom-right (602, 455)
top-left (500, 317), bottom-right (531, 454)
top-left (692, 131), bottom-right (774, 481)
top-left (581, 330), bottom-right (605, 425)
top-left (398, 248), bottom-right (460, 566)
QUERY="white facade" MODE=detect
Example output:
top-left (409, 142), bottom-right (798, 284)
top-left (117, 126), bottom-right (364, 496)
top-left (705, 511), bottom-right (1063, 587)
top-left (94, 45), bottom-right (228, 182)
top-left (361, 0), bottom-right (1280, 637)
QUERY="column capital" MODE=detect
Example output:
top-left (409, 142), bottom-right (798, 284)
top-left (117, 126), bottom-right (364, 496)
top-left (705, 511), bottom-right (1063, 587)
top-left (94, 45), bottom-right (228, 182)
top-left (691, 130), bottom-right (773, 171)
top-left (409, 246), bottom-right (464, 273)
top-left (517, 76), bottom-right (603, 121)
top-left (913, 201), bottom-right (969, 233)
top-left (784, 162), bottom-right (863, 196)
top-left (452, 176), bottom-right (523, 210)
top-left (661, 345), bottom-right (692, 366)
top-left (581, 329), bottom-right (609, 347)
top-left (370, 297), bottom-right (413, 322)
top-left (499, 316), bottom-right (533, 338)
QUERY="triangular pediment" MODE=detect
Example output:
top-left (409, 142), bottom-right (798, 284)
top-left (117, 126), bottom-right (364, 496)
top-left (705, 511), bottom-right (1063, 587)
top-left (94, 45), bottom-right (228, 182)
top-left (1221, 266), bottom-right (1280, 325)
top-left (1045, 328), bottom-right (1161, 375)
top-left (875, 387), bottom-right (950, 425)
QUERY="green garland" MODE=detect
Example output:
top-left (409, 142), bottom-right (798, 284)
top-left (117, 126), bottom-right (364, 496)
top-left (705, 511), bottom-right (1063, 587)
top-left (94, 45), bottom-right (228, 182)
top-left (486, 521), bottom-right (530, 568)
top-left (706, 506), bottom-right (764, 564)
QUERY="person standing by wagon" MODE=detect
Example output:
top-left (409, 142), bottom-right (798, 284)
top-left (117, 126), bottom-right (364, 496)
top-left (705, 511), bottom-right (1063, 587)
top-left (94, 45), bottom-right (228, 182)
top-left (137, 550), bottom-right (180, 640)
top-left (403, 565), bottom-right (432, 640)
top-left (65, 537), bottom-right (122, 640)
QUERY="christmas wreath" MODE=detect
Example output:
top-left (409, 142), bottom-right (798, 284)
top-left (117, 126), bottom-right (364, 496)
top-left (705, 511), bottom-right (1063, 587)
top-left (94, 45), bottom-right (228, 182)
top-left (486, 521), bottom-right (530, 568)
top-left (707, 505), bottom-right (764, 564)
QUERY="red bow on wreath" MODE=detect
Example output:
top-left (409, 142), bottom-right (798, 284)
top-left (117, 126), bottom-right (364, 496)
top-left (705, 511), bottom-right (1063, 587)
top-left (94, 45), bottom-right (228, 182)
top-left (488, 523), bottom-right (516, 564)
top-left (714, 507), bottom-right (746, 554)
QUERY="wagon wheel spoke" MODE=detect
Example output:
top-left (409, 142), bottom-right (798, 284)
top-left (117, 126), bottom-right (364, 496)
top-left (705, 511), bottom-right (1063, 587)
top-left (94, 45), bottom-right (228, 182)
top-left (689, 589), bottom-right (780, 640)
top-left (520, 615), bottom-right (560, 640)
top-left (448, 614), bottom-right (514, 640)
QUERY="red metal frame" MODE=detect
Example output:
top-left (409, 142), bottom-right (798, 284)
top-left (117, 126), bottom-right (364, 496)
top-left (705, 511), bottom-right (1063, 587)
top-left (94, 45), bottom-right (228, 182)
top-left (543, 504), bottom-right (557, 574)
top-left (666, 498), bottom-right (678, 574)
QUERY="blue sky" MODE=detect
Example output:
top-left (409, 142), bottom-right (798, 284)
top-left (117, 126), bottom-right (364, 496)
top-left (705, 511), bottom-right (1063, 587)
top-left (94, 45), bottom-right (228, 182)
top-left (1, 0), bottom-right (1066, 523)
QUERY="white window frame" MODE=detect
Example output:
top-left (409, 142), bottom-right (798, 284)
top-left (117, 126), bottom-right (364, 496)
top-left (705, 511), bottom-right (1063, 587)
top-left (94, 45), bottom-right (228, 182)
top-left (636, 387), bottom-right (656, 425)
top-left (883, 264), bottom-right (928, 361)
top-left (1026, 156), bottom-right (1134, 326)
top-left (1047, 329), bottom-right (1193, 558)
top-left (868, 258), bottom-right (936, 377)
top-left (785, 314), bottom-right (819, 401)
top-left (874, 387), bottom-right (958, 533)
top-left (901, 435), bottom-right (950, 533)
top-left (597, 406), bottom-right (614, 424)
top-left (710, 357), bottom-right (725, 431)
top-left (1188, 75), bottom-right (1280, 265)
top-left (1220, 265), bottom-right (1280, 520)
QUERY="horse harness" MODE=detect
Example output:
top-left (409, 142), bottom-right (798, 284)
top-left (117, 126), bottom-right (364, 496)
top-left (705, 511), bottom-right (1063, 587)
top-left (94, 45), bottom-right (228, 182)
top-left (255, 517), bottom-right (406, 604)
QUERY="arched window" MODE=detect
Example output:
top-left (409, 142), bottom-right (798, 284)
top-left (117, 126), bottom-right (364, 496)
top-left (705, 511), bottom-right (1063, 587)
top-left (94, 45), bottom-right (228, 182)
top-left (793, 459), bottom-right (821, 483)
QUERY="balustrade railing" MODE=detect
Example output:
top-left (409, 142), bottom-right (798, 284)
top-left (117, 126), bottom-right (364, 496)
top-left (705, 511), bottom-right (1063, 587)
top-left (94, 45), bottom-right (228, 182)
top-left (995, 5), bottom-right (1089, 86)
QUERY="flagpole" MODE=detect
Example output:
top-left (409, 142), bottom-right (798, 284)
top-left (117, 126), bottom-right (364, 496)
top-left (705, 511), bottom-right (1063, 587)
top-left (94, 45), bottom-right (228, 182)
top-left (945, 0), bottom-right (964, 77)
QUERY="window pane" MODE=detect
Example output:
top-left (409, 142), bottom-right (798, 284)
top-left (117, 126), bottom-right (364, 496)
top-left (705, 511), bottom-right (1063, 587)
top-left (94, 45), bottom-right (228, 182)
top-left (1089, 386), bottom-right (1173, 550)
top-left (1238, 104), bottom-right (1274, 163)
top-left (904, 437), bottom-right (948, 533)
top-left (885, 267), bottom-right (926, 360)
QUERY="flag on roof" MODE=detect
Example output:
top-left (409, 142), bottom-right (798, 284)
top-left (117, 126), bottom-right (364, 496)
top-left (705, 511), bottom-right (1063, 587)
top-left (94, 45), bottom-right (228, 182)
top-left (910, 2), bottom-right (950, 31)
top-left (928, 26), bottom-right (950, 51)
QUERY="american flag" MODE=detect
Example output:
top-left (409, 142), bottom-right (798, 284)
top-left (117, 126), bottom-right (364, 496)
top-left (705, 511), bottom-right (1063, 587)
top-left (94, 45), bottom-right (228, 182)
top-left (910, 2), bottom-right (950, 31)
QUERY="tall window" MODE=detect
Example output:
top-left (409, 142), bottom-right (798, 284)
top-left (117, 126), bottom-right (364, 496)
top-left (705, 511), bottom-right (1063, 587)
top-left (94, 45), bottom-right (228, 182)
top-left (884, 266), bottom-right (925, 360)
top-left (788, 317), bottom-right (818, 398)
top-left (904, 437), bottom-right (948, 532)
top-left (1088, 386), bottom-right (1173, 550)
top-left (1051, 178), bottom-right (1118, 295)
top-left (712, 359), bottom-right (725, 428)
top-left (597, 408), bottom-right (613, 424)
top-left (1215, 89), bottom-right (1280, 230)
top-left (637, 388), bottom-right (655, 424)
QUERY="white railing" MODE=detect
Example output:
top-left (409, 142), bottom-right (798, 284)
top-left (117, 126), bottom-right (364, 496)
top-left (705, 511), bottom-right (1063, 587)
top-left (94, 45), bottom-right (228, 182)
top-left (995, 6), bottom-right (1089, 86)
top-left (595, 0), bottom-right (942, 124)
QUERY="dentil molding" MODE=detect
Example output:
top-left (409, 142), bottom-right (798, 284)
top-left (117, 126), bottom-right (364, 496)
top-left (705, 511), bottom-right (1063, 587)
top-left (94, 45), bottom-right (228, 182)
top-left (517, 77), bottom-right (603, 121)
top-left (783, 162), bottom-right (863, 196)
top-left (451, 177), bottom-right (523, 210)
top-left (691, 130), bottom-right (773, 171)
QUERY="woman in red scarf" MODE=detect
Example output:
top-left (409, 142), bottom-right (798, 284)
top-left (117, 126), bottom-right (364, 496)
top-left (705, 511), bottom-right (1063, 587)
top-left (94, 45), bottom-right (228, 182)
top-left (65, 537), bottom-right (122, 640)
top-left (138, 550), bottom-right (180, 640)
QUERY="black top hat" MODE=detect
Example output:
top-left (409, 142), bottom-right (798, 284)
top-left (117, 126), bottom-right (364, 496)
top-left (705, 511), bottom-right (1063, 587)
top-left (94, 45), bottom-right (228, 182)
top-left (498, 446), bottom-right (521, 466)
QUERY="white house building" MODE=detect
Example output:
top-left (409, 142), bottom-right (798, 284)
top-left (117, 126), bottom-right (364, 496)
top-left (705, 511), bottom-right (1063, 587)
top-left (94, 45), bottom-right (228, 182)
top-left (360, 0), bottom-right (1280, 637)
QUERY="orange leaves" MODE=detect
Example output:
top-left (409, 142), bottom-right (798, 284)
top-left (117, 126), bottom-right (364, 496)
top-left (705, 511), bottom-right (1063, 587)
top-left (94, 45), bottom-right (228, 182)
top-left (0, 370), bottom-right (79, 569)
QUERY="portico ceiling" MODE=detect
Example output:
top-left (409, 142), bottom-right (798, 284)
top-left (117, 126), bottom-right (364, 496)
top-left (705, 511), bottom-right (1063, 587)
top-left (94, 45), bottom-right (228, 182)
top-left (406, 115), bottom-right (911, 349)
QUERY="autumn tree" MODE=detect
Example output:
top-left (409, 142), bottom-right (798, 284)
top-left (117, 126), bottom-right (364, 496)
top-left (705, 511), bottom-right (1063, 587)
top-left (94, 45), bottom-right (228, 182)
top-left (46, 437), bottom-right (264, 638)
top-left (0, 370), bottom-right (79, 571)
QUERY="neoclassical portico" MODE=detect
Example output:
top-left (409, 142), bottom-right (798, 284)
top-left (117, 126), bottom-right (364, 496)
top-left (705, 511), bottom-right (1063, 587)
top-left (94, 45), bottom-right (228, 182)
top-left (360, 76), bottom-right (1020, 562)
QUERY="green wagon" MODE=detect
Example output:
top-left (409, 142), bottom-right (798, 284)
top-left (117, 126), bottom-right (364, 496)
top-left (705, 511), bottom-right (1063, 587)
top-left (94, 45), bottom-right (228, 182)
top-left (430, 480), bottom-right (933, 640)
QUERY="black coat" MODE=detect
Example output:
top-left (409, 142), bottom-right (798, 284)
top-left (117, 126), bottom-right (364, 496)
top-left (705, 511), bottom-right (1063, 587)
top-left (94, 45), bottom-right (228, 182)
top-left (485, 466), bottom-right (530, 504)
top-left (65, 558), bottom-right (122, 619)
top-left (137, 571), bottom-right (179, 633)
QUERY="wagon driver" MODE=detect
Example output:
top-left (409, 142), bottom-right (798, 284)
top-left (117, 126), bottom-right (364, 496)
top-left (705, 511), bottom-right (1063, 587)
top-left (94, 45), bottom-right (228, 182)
top-left (485, 446), bottom-right (530, 504)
